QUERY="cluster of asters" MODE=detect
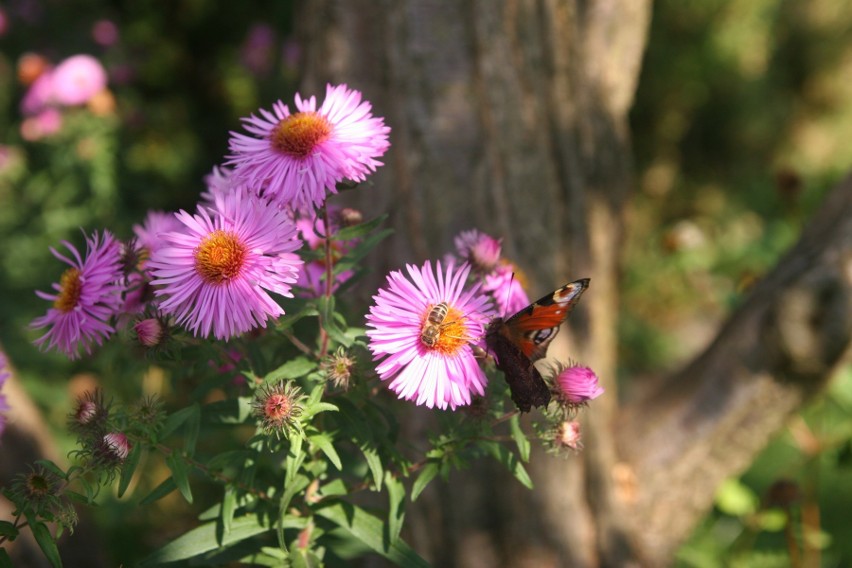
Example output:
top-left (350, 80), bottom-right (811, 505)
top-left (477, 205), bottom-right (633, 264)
top-left (26, 83), bottom-right (600, 449)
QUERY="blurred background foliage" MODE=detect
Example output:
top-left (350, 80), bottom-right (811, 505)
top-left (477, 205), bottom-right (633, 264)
top-left (1, 0), bottom-right (851, 565)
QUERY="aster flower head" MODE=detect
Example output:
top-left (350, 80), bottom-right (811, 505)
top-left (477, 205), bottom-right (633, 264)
top-left (69, 389), bottom-right (109, 433)
top-left (133, 210), bottom-right (184, 259)
top-left (31, 230), bottom-right (124, 359)
top-left (148, 189), bottom-right (303, 340)
top-left (51, 54), bottom-right (107, 106)
top-left (455, 230), bottom-right (502, 273)
top-left (227, 83), bottom-right (390, 211)
top-left (550, 420), bottom-right (583, 453)
top-left (484, 261), bottom-right (531, 317)
top-left (134, 316), bottom-right (167, 348)
top-left (320, 346), bottom-right (356, 390)
top-left (99, 431), bottom-right (131, 462)
top-left (200, 165), bottom-right (244, 206)
top-left (551, 361), bottom-right (604, 409)
top-left (366, 261), bottom-right (495, 410)
top-left (294, 208), bottom-right (357, 297)
top-left (252, 381), bottom-right (305, 439)
top-left (0, 351), bottom-right (10, 439)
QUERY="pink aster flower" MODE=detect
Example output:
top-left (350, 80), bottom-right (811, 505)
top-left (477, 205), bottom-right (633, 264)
top-left (0, 350), bottom-right (10, 439)
top-left (553, 362), bottom-right (604, 406)
top-left (133, 210), bottom-right (184, 258)
top-left (366, 261), bottom-right (494, 410)
top-left (51, 54), bottom-right (107, 106)
top-left (148, 189), bottom-right (303, 340)
top-left (20, 68), bottom-right (54, 115)
top-left (294, 209), bottom-right (356, 297)
top-left (484, 262), bottom-right (531, 317)
top-left (200, 165), bottom-right (244, 206)
top-left (227, 83), bottom-right (390, 211)
top-left (455, 229), bottom-right (502, 273)
top-left (31, 230), bottom-right (124, 359)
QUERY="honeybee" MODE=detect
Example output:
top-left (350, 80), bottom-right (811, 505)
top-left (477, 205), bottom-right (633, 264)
top-left (420, 302), bottom-right (450, 347)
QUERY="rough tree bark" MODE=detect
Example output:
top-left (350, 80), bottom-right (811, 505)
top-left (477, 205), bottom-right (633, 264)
top-left (297, 1), bottom-right (851, 566)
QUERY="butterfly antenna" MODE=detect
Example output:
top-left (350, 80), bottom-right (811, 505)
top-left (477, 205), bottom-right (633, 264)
top-left (500, 271), bottom-right (516, 318)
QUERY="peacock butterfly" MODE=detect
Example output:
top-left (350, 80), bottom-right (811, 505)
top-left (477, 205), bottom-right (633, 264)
top-left (485, 278), bottom-right (590, 412)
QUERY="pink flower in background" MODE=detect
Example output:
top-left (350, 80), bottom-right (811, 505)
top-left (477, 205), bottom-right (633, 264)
top-left (20, 107), bottom-right (63, 140)
top-left (455, 230), bottom-right (502, 274)
top-left (20, 69), bottom-right (54, 115)
top-left (366, 261), bottom-right (494, 410)
top-left (51, 55), bottom-right (107, 106)
top-left (227, 84), bottom-right (390, 211)
top-left (148, 189), bottom-right (303, 340)
top-left (200, 165), bottom-right (243, 206)
top-left (0, 351), bottom-right (10, 440)
top-left (294, 210), bottom-right (356, 297)
top-left (91, 20), bottom-right (119, 47)
top-left (133, 210), bottom-right (184, 257)
top-left (31, 231), bottom-right (124, 359)
top-left (484, 262), bottom-right (530, 317)
top-left (240, 23), bottom-right (276, 76)
top-left (553, 363), bottom-right (604, 406)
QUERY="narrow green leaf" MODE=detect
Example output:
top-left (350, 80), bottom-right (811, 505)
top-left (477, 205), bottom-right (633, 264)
top-left (384, 473), bottom-right (406, 545)
top-left (160, 405), bottom-right (196, 440)
top-left (333, 229), bottom-right (393, 274)
top-left (333, 214), bottom-right (387, 241)
top-left (509, 414), bottom-right (531, 462)
top-left (411, 462), bottom-right (439, 502)
top-left (63, 490), bottom-right (92, 505)
top-left (34, 460), bottom-right (67, 480)
top-left (361, 446), bottom-right (384, 490)
top-left (309, 433), bottom-right (342, 470)
top-left (319, 478), bottom-right (348, 498)
top-left (165, 453), bottom-right (193, 504)
top-left (0, 548), bottom-right (13, 568)
top-left (140, 476), bottom-right (178, 505)
top-left (221, 486), bottom-right (237, 535)
top-left (483, 441), bottom-right (533, 489)
top-left (0, 520), bottom-right (19, 540)
top-left (139, 515), bottom-right (269, 566)
top-left (286, 435), bottom-right (305, 484)
top-left (30, 521), bottom-right (62, 568)
top-left (315, 502), bottom-right (428, 567)
top-left (185, 403), bottom-right (201, 456)
top-left (266, 357), bottom-right (316, 382)
top-left (117, 443), bottom-right (143, 498)
top-left (303, 401), bottom-right (338, 420)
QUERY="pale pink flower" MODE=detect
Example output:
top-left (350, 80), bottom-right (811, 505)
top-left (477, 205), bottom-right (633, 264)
top-left (455, 229), bottom-right (502, 273)
top-left (227, 84), bottom-right (390, 211)
top-left (148, 189), bottom-right (303, 340)
top-left (51, 54), bottom-right (107, 106)
top-left (366, 261), bottom-right (494, 410)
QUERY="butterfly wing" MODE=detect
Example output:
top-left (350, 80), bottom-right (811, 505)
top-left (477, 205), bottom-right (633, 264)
top-left (486, 278), bottom-right (590, 412)
top-left (502, 278), bottom-right (590, 361)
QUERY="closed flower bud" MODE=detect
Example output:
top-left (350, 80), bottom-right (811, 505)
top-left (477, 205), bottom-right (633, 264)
top-left (134, 317), bottom-right (164, 348)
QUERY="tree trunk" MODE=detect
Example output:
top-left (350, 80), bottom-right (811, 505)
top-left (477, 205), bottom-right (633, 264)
top-left (296, 1), bottom-right (851, 566)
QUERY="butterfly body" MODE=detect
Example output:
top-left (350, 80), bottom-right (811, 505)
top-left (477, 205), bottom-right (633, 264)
top-left (485, 278), bottom-right (590, 412)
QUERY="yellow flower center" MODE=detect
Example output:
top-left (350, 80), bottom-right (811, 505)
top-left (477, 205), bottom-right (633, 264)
top-left (420, 304), bottom-right (469, 355)
top-left (194, 230), bottom-right (247, 284)
top-left (53, 268), bottom-right (82, 312)
top-left (270, 111), bottom-right (332, 158)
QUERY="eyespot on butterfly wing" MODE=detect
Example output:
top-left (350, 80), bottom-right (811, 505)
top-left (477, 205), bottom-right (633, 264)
top-left (485, 278), bottom-right (590, 412)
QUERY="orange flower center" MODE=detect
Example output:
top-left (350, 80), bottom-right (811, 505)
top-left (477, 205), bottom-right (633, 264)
top-left (194, 230), bottom-right (247, 284)
top-left (53, 268), bottom-right (82, 312)
top-left (264, 393), bottom-right (292, 422)
top-left (270, 111), bottom-right (332, 158)
top-left (420, 304), bottom-right (469, 355)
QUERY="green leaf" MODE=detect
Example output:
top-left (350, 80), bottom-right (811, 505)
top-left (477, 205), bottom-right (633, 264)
top-left (140, 475), bottom-right (177, 506)
top-left (483, 441), bottom-right (533, 489)
top-left (117, 443), bottom-right (143, 498)
top-left (160, 405), bottom-right (196, 440)
top-left (303, 402), bottom-right (339, 420)
top-left (184, 403), bottom-right (201, 456)
top-left (362, 446), bottom-right (384, 490)
top-left (166, 453), bottom-right (193, 504)
top-left (333, 214), bottom-right (387, 241)
top-left (204, 398), bottom-right (254, 424)
top-left (411, 462), bottom-right (439, 502)
top-left (333, 228), bottom-right (393, 274)
top-left (0, 548), bottom-right (13, 568)
top-left (286, 435), bottom-right (305, 484)
top-left (266, 357), bottom-right (316, 382)
top-left (288, 548), bottom-right (323, 568)
top-left (34, 460), bottom-right (68, 481)
top-left (384, 473), bottom-right (406, 545)
top-left (319, 478), bottom-right (348, 498)
top-left (0, 520), bottom-right (19, 540)
top-left (30, 521), bottom-right (62, 568)
top-left (509, 414), bottom-right (531, 462)
top-left (315, 502), bottom-right (428, 567)
top-left (221, 486), bottom-right (237, 535)
top-left (139, 515), bottom-right (270, 566)
top-left (309, 433), bottom-right (343, 470)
